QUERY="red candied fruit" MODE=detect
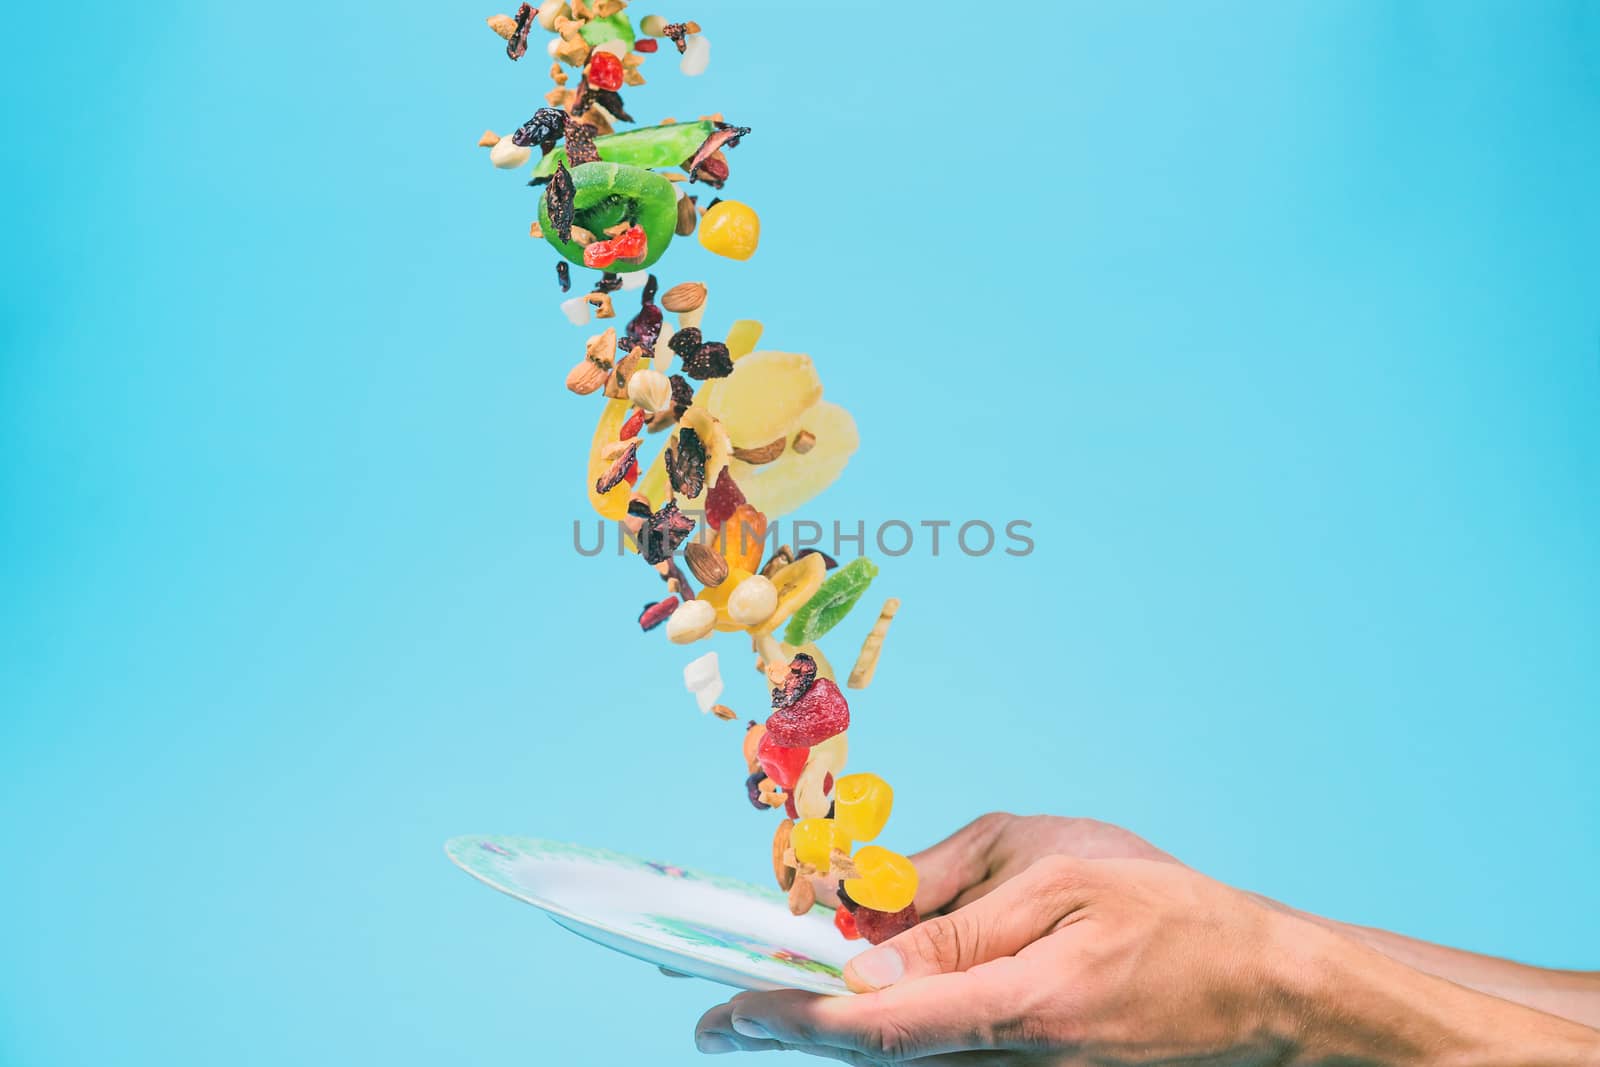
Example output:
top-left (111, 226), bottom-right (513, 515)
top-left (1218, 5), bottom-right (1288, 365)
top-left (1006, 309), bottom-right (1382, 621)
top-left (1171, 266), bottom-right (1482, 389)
top-left (833, 905), bottom-right (861, 941)
top-left (853, 902), bottom-right (919, 945)
top-left (634, 37), bottom-right (657, 53)
top-left (587, 50), bottom-right (624, 91)
top-left (638, 595), bottom-right (679, 631)
top-left (610, 225), bottom-right (647, 259)
top-left (765, 677), bottom-right (850, 748)
top-left (756, 731), bottom-right (809, 790)
top-left (704, 466), bottom-right (746, 530)
top-left (620, 407), bottom-right (647, 438)
top-left (583, 241), bottom-right (618, 269)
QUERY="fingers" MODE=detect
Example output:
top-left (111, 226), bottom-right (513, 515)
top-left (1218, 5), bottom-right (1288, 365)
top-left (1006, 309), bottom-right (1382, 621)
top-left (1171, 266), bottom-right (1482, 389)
top-left (844, 855), bottom-right (1092, 992)
top-left (711, 966), bottom-right (1037, 1061)
top-left (905, 813), bottom-right (1011, 915)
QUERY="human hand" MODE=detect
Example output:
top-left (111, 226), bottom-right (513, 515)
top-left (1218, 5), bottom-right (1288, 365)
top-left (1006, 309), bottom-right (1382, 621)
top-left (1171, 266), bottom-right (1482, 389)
top-left (694, 854), bottom-right (1600, 1063)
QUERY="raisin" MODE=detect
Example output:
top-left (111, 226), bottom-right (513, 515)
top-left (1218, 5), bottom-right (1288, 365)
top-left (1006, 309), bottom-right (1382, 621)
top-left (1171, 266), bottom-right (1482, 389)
top-left (770, 653), bottom-right (818, 710)
top-left (506, 3), bottom-right (534, 60)
top-left (665, 427), bottom-right (707, 498)
top-left (668, 373), bottom-right (695, 419)
top-left (511, 107), bottom-right (567, 148)
top-left (556, 261), bottom-right (571, 292)
top-left (640, 500), bottom-right (696, 564)
top-left (594, 440), bottom-right (641, 494)
top-left (642, 273), bottom-right (659, 306)
top-left (589, 88), bottom-right (633, 123)
top-left (745, 769), bottom-right (771, 811)
top-left (546, 163), bottom-right (575, 243)
top-left (594, 272), bottom-right (623, 294)
top-left (683, 341), bottom-right (732, 381)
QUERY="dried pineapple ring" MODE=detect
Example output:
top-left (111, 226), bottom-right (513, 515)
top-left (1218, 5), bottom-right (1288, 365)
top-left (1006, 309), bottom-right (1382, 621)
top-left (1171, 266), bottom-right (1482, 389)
top-left (760, 551), bottom-right (826, 634)
top-left (807, 729), bottom-right (847, 774)
top-left (587, 396), bottom-right (637, 520)
top-left (727, 400), bottom-right (858, 518)
top-left (703, 350), bottom-right (822, 449)
top-left (726, 319), bottom-right (763, 361)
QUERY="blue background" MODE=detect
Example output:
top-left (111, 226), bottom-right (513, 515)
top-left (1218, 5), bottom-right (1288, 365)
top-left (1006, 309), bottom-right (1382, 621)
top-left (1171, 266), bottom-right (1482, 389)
top-left (3, 1), bottom-right (1596, 1063)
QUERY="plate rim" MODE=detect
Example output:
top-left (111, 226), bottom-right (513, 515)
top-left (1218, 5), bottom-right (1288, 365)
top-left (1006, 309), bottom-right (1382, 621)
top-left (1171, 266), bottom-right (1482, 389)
top-left (444, 834), bottom-right (853, 995)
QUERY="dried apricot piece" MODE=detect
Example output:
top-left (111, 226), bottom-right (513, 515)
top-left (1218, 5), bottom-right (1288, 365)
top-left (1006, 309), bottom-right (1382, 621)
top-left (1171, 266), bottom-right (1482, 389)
top-left (713, 503), bottom-right (768, 573)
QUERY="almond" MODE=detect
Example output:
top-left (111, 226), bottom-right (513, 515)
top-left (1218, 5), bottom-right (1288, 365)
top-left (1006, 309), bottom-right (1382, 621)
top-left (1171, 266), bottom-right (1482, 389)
top-left (773, 819), bottom-right (796, 891)
top-left (787, 872), bottom-right (815, 916)
top-left (565, 360), bottom-right (608, 395)
top-left (685, 541), bottom-right (729, 587)
top-left (660, 281), bottom-right (707, 313)
top-left (732, 436), bottom-right (786, 465)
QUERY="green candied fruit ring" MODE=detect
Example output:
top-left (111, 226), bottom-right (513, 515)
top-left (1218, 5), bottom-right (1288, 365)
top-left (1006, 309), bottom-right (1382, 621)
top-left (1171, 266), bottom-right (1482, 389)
top-left (531, 120), bottom-right (717, 179)
top-left (538, 161), bottom-right (677, 272)
top-left (579, 12), bottom-right (634, 48)
top-left (783, 557), bottom-right (880, 647)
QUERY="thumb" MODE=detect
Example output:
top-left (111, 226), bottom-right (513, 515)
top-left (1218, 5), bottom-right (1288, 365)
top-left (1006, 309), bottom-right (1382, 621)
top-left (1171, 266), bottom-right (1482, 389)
top-left (843, 854), bottom-right (1093, 992)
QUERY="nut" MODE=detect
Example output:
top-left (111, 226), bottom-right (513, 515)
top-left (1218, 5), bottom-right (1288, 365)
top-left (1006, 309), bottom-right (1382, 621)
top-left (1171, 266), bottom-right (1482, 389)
top-left (710, 703), bottom-right (737, 721)
top-left (599, 436), bottom-right (641, 460)
top-left (478, 129), bottom-right (501, 147)
top-left (684, 541), bottom-right (728, 587)
top-left (528, 220), bottom-right (543, 238)
top-left (829, 849), bottom-right (861, 881)
top-left (489, 138), bottom-right (532, 169)
top-left (660, 282), bottom-right (708, 313)
top-left (772, 819), bottom-right (796, 891)
top-left (675, 196), bottom-right (698, 236)
top-left (665, 599), bottom-right (716, 644)
top-left (586, 291), bottom-right (615, 319)
top-left (742, 722), bottom-right (765, 773)
top-left (787, 873), bottom-right (815, 916)
top-left (564, 361), bottom-right (608, 395)
top-left (760, 544), bottom-right (794, 579)
top-left (569, 225), bottom-right (597, 247)
top-left (727, 573), bottom-right (778, 628)
top-left (603, 346), bottom-right (642, 398)
top-left (536, 0), bottom-right (570, 30)
top-left (627, 368), bottom-right (673, 414)
top-left (732, 437), bottom-right (786, 465)
top-left (791, 430), bottom-right (816, 454)
top-left (549, 60), bottom-right (568, 85)
top-left (646, 409), bottom-right (676, 432)
top-left (584, 327), bottom-right (618, 369)
top-left (486, 14), bottom-right (517, 39)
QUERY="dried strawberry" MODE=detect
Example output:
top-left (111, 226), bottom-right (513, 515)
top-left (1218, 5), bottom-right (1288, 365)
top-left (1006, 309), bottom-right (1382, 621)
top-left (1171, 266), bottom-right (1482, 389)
top-left (770, 653), bottom-right (818, 710)
top-left (756, 730), bottom-right (809, 790)
top-left (546, 163), bottom-right (575, 243)
top-left (506, 2), bottom-right (534, 60)
top-left (823, 772), bottom-right (833, 794)
top-left (640, 500), bottom-right (696, 564)
top-left (704, 466), bottom-right (746, 529)
top-left (854, 903), bottom-right (919, 945)
top-left (638, 595), bottom-right (679, 631)
top-left (766, 676), bottom-right (849, 747)
top-left (587, 50), bottom-right (624, 91)
top-left (833, 904), bottom-right (862, 941)
top-left (683, 340), bottom-right (732, 380)
top-left (664, 426), bottom-right (707, 498)
top-left (595, 440), bottom-right (640, 494)
top-left (619, 407), bottom-right (647, 439)
top-left (668, 374), bottom-right (695, 419)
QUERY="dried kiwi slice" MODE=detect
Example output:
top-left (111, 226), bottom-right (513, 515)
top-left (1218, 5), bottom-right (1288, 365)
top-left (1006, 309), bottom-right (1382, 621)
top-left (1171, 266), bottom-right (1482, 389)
top-left (538, 161), bottom-right (677, 271)
top-left (783, 557), bottom-right (878, 646)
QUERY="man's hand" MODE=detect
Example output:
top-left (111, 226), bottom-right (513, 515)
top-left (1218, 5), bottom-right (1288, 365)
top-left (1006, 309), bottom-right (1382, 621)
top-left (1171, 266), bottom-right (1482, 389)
top-left (695, 853), bottom-right (1600, 1064)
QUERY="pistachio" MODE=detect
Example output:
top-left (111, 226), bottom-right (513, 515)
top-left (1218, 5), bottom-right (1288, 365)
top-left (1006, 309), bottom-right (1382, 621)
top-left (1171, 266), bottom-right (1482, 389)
top-left (660, 282), bottom-right (708, 313)
top-left (665, 599), bottom-right (716, 644)
top-left (627, 368), bottom-right (673, 414)
top-left (772, 819), bottom-right (796, 891)
top-left (684, 541), bottom-right (729, 587)
top-left (731, 436), bottom-right (786, 465)
top-left (791, 429), bottom-right (816, 455)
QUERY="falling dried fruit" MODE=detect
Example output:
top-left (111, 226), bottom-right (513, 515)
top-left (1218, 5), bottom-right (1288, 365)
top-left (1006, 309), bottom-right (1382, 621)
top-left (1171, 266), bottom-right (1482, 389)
top-left (664, 426), bottom-right (707, 497)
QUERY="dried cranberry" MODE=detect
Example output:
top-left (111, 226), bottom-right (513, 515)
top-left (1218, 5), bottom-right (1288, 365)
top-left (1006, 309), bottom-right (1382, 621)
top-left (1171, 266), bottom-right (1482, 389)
top-left (854, 903), bottom-right (919, 945)
top-left (594, 272), bottom-right (623, 293)
top-left (624, 302), bottom-right (663, 351)
top-left (619, 407), bottom-right (647, 439)
top-left (704, 466), bottom-right (746, 529)
top-left (823, 772), bottom-right (833, 794)
top-left (686, 124), bottom-right (751, 182)
top-left (766, 676), bottom-right (849, 747)
top-left (587, 50), bottom-right (624, 91)
top-left (638, 595), bottom-right (679, 631)
top-left (642, 273), bottom-right (659, 305)
top-left (770, 653), bottom-right (818, 710)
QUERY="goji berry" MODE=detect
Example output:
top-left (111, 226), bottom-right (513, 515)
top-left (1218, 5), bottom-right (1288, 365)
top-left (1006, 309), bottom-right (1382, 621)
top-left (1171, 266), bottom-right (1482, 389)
top-left (587, 50), bottom-right (624, 92)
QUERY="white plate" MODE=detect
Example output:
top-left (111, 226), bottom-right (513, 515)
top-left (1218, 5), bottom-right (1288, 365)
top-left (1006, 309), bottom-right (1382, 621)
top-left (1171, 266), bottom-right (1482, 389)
top-left (445, 835), bottom-right (857, 995)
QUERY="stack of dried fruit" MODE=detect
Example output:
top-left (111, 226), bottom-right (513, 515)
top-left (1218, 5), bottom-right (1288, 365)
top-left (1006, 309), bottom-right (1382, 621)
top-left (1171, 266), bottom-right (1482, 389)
top-left (480, 5), bottom-right (911, 946)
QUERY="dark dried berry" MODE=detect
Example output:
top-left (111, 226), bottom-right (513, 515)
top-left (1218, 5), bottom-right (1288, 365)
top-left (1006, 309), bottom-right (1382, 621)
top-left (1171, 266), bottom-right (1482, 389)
top-left (668, 327), bottom-right (703, 360)
top-left (662, 22), bottom-right (691, 53)
top-left (594, 272), bottom-right (623, 293)
top-left (686, 124), bottom-right (751, 182)
top-left (547, 163), bottom-right (575, 242)
top-left (668, 374), bottom-right (695, 419)
top-left (589, 88), bottom-right (633, 123)
top-left (507, 3), bottom-right (534, 60)
top-left (854, 903), bottom-right (920, 945)
top-left (835, 882), bottom-right (859, 913)
top-left (796, 547), bottom-right (839, 570)
top-left (512, 107), bottom-right (567, 148)
top-left (563, 117), bottom-right (600, 166)
top-left (704, 466), bottom-right (745, 530)
top-left (556, 261), bottom-right (571, 292)
top-left (640, 499), bottom-right (696, 564)
top-left (638, 595), bottom-right (679, 631)
top-left (642, 273), bottom-right (659, 306)
top-left (665, 427), bottom-right (707, 498)
top-left (770, 653), bottom-right (818, 710)
top-left (626, 496), bottom-right (653, 520)
top-left (624, 302), bottom-right (664, 351)
top-left (745, 769), bottom-right (771, 811)
top-left (683, 341), bottom-right (733, 381)
top-left (595, 440), bottom-right (641, 494)
top-left (688, 153), bottom-right (728, 188)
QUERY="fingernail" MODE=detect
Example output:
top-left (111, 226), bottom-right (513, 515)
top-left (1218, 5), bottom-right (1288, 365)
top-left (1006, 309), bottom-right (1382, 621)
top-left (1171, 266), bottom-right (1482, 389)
top-left (696, 1033), bottom-right (736, 1054)
top-left (850, 946), bottom-right (904, 989)
top-left (730, 1016), bottom-right (770, 1039)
